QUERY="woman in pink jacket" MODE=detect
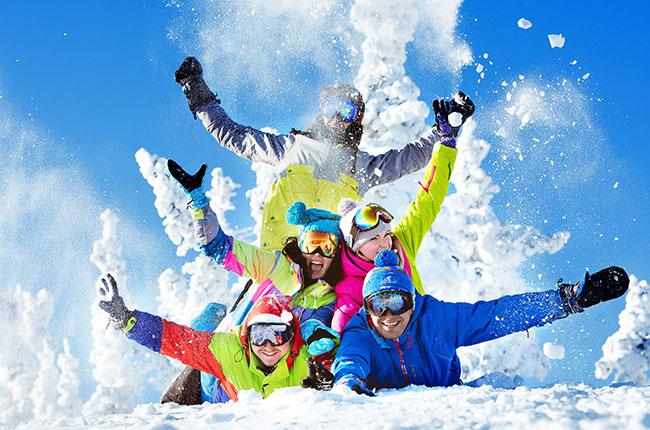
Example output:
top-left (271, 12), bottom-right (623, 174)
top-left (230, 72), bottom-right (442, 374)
top-left (331, 98), bottom-right (466, 332)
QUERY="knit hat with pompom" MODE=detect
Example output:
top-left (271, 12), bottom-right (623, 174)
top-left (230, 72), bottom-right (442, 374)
top-left (338, 198), bottom-right (392, 252)
top-left (285, 201), bottom-right (342, 243)
top-left (362, 249), bottom-right (415, 299)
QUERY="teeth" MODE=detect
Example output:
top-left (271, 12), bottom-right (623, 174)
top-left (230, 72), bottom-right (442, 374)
top-left (383, 321), bottom-right (398, 327)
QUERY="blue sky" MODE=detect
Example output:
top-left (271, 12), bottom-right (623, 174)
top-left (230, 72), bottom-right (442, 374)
top-left (1, 0), bottom-right (649, 396)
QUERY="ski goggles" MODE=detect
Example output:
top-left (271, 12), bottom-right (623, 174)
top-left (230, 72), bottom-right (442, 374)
top-left (247, 323), bottom-right (294, 347)
top-left (321, 98), bottom-right (359, 122)
top-left (364, 291), bottom-right (414, 317)
top-left (299, 230), bottom-right (340, 258)
top-left (353, 203), bottom-right (394, 232)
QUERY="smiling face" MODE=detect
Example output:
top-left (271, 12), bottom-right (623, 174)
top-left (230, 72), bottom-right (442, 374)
top-left (370, 308), bottom-right (413, 340)
top-left (251, 340), bottom-right (292, 368)
top-left (356, 231), bottom-right (393, 262)
top-left (302, 252), bottom-right (334, 280)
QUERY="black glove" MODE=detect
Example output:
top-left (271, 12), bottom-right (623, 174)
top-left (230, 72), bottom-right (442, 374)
top-left (166, 159), bottom-right (209, 209)
top-left (175, 56), bottom-right (218, 117)
top-left (97, 274), bottom-right (132, 331)
top-left (167, 159), bottom-right (206, 193)
top-left (559, 266), bottom-right (629, 314)
top-left (449, 91), bottom-right (475, 136)
top-left (300, 357), bottom-right (334, 391)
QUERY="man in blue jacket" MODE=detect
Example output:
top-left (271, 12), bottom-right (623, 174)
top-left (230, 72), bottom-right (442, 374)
top-left (328, 250), bottom-right (629, 396)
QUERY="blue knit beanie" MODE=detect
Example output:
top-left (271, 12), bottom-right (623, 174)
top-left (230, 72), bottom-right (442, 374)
top-left (286, 202), bottom-right (342, 243)
top-left (362, 249), bottom-right (415, 299)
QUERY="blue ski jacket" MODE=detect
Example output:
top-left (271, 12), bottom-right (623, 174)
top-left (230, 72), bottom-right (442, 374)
top-left (332, 290), bottom-right (568, 391)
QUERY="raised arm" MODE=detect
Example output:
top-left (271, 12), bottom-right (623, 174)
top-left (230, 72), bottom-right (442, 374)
top-left (356, 92), bottom-right (474, 190)
top-left (175, 56), bottom-right (293, 165)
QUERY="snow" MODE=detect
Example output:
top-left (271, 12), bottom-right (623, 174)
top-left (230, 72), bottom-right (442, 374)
top-left (2, 0), bottom-right (650, 428)
top-left (543, 342), bottom-right (565, 360)
top-left (548, 34), bottom-right (566, 48)
top-left (15, 384), bottom-right (650, 429)
top-left (518, 18), bottom-right (533, 29)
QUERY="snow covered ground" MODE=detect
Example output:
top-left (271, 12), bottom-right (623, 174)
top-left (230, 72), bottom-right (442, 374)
top-left (16, 383), bottom-right (650, 430)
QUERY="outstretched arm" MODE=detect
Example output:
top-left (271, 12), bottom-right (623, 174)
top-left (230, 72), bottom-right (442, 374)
top-left (447, 266), bottom-right (629, 347)
top-left (175, 56), bottom-right (294, 165)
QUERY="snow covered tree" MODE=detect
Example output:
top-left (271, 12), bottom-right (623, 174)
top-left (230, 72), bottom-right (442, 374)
top-left (84, 210), bottom-right (145, 415)
top-left (596, 275), bottom-right (650, 384)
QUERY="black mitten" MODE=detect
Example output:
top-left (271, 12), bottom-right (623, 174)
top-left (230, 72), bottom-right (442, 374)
top-left (559, 266), bottom-right (629, 313)
top-left (300, 357), bottom-right (334, 391)
top-left (449, 91), bottom-right (475, 136)
top-left (175, 56), bottom-right (218, 117)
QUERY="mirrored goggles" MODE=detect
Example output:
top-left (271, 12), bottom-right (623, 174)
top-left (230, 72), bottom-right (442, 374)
top-left (248, 323), bottom-right (294, 347)
top-left (321, 98), bottom-right (359, 122)
top-left (299, 230), bottom-right (340, 258)
top-left (353, 203), bottom-right (394, 231)
top-left (364, 291), bottom-right (413, 317)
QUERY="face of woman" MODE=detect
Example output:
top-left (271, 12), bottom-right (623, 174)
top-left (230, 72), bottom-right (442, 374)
top-left (356, 231), bottom-right (393, 262)
top-left (302, 252), bottom-right (334, 280)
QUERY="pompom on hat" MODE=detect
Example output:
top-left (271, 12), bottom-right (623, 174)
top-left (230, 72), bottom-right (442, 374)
top-left (362, 249), bottom-right (415, 299)
top-left (286, 201), bottom-right (342, 243)
top-left (338, 198), bottom-right (392, 252)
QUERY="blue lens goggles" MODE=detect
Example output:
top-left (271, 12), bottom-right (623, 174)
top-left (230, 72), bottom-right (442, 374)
top-left (321, 98), bottom-right (359, 122)
top-left (364, 291), bottom-right (413, 317)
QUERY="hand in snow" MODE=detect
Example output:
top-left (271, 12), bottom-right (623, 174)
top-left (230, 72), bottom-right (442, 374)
top-left (300, 357), bottom-right (334, 391)
top-left (97, 274), bottom-right (132, 331)
top-left (558, 266), bottom-right (629, 314)
top-left (339, 377), bottom-right (375, 397)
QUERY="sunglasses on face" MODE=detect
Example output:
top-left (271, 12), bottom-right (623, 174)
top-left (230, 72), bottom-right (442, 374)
top-left (353, 203), bottom-right (394, 231)
top-left (248, 323), bottom-right (294, 347)
top-left (321, 98), bottom-right (359, 123)
top-left (364, 291), bottom-right (413, 317)
top-left (299, 230), bottom-right (340, 258)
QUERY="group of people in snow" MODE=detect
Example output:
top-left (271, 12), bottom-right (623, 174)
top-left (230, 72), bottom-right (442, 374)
top-left (97, 56), bottom-right (630, 402)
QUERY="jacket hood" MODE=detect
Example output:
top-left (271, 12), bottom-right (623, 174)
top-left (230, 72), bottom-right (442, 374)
top-left (239, 295), bottom-right (304, 369)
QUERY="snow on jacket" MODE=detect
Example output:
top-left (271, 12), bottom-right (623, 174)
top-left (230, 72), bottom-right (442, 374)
top-left (331, 143), bottom-right (457, 332)
top-left (124, 297), bottom-right (310, 402)
top-left (196, 100), bottom-right (442, 250)
top-left (332, 290), bottom-right (569, 391)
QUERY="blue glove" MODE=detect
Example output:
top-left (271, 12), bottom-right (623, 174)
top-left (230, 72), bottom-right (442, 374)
top-left (339, 377), bottom-right (375, 397)
top-left (559, 266), bottom-right (629, 314)
top-left (301, 320), bottom-right (339, 356)
top-left (166, 159), bottom-right (208, 209)
top-left (190, 302), bottom-right (228, 332)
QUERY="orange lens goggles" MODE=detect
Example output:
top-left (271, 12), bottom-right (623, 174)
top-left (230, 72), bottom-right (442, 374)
top-left (299, 230), bottom-right (340, 258)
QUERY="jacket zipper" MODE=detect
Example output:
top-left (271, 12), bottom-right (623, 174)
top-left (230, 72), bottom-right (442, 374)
top-left (395, 340), bottom-right (411, 385)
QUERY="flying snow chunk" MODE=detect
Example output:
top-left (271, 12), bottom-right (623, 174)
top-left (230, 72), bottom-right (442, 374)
top-left (548, 34), bottom-right (565, 48)
top-left (518, 18), bottom-right (533, 29)
top-left (448, 112), bottom-right (463, 127)
top-left (543, 342), bottom-right (565, 359)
